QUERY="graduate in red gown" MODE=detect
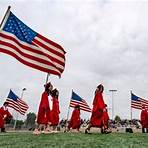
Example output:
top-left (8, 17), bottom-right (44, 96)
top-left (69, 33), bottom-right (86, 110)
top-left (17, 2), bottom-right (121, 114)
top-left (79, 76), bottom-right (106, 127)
top-left (0, 102), bottom-right (13, 132)
top-left (50, 88), bottom-right (60, 130)
top-left (68, 105), bottom-right (81, 132)
top-left (140, 105), bottom-right (148, 133)
top-left (34, 82), bottom-right (53, 134)
top-left (85, 84), bottom-right (108, 134)
top-left (102, 104), bottom-right (111, 133)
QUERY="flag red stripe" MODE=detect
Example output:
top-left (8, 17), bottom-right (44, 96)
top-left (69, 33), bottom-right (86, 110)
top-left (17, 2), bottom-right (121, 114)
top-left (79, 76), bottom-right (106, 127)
top-left (0, 40), bottom-right (63, 72)
top-left (70, 100), bottom-right (91, 109)
top-left (70, 104), bottom-right (91, 112)
top-left (33, 38), bottom-right (65, 59)
top-left (8, 105), bottom-right (25, 115)
top-left (5, 100), bottom-right (27, 115)
top-left (0, 30), bottom-right (65, 75)
top-left (131, 97), bottom-right (148, 110)
top-left (0, 48), bottom-right (60, 75)
top-left (140, 99), bottom-right (148, 105)
top-left (70, 103), bottom-right (91, 112)
top-left (37, 33), bottom-right (65, 53)
top-left (18, 99), bottom-right (29, 109)
top-left (70, 99), bottom-right (91, 107)
top-left (0, 32), bottom-right (65, 67)
top-left (70, 101), bottom-right (91, 112)
top-left (18, 99), bottom-right (28, 106)
top-left (6, 99), bottom-right (28, 110)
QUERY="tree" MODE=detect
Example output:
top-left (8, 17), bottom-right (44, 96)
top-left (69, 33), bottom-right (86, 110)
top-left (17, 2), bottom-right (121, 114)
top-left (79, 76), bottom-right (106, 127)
top-left (114, 115), bottom-right (121, 123)
top-left (25, 112), bottom-right (36, 130)
top-left (9, 119), bottom-right (24, 129)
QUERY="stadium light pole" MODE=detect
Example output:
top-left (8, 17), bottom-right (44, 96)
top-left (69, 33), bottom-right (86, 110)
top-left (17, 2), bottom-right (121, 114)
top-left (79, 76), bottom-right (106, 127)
top-left (109, 89), bottom-right (117, 120)
top-left (13, 88), bottom-right (27, 130)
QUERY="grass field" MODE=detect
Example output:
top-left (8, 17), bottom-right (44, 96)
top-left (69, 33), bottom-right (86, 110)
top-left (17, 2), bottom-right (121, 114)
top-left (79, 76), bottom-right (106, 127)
top-left (0, 132), bottom-right (148, 148)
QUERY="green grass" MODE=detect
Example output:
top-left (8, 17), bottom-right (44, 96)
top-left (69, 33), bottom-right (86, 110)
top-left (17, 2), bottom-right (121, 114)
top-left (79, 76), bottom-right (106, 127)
top-left (0, 132), bottom-right (148, 148)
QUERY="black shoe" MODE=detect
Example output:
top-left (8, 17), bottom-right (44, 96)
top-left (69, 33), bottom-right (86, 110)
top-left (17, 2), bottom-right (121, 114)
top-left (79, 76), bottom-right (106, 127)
top-left (101, 129), bottom-right (105, 134)
top-left (85, 129), bottom-right (91, 134)
top-left (85, 129), bottom-right (88, 134)
top-left (1, 128), bottom-right (6, 133)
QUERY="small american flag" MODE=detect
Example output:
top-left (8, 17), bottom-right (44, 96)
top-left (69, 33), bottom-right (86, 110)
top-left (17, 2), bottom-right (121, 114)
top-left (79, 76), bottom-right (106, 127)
top-left (70, 91), bottom-right (91, 112)
top-left (0, 11), bottom-right (66, 76)
top-left (131, 93), bottom-right (148, 110)
top-left (5, 89), bottom-right (29, 115)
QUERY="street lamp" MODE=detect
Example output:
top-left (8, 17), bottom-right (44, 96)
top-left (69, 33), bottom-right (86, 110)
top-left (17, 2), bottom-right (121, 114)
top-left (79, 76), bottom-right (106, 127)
top-left (14, 87), bottom-right (27, 130)
top-left (20, 88), bottom-right (27, 99)
top-left (109, 89), bottom-right (117, 120)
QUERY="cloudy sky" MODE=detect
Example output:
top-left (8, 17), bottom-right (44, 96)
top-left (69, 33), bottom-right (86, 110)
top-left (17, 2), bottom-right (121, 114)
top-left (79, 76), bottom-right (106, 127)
top-left (1, 0), bottom-right (148, 120)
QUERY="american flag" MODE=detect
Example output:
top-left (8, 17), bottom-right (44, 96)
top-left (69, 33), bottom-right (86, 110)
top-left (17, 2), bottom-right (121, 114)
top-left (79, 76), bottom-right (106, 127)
top-left (69, 91), bottom-right (91, 112)
top-left (5, 89), bottom-right (29, 115)
top-left (131, 93), bottom-right (148, 110)
top-left (0, 11), bottom-right (66, 76)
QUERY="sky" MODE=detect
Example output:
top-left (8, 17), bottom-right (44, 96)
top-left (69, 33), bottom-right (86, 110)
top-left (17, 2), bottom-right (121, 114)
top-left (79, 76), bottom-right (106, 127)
top-left (1, 0), bottom-right (148, 120)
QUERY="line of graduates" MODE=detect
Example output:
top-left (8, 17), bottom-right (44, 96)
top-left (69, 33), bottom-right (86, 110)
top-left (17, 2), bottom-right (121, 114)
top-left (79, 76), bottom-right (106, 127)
top-left (33, 82), bottom-right (60, 134)
top-left (33, 83), bottom-right (111, 134)
top-left (0, 102), bottom-right (13, 132)
top-left (1, 83), bottom-right (148, 134)
top-left (67, 84), bottom-right (111, 134)
top-left (140, 105), bottom-right (148, 133)
top-left (85, 84), bottom-right (111, 134)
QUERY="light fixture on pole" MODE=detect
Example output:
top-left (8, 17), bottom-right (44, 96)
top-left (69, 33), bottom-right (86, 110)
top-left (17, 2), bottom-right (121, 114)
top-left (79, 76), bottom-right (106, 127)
top-left (109, 89), bottom-right (117, 120)
top-left (20, 88), bottom-right (27, 98)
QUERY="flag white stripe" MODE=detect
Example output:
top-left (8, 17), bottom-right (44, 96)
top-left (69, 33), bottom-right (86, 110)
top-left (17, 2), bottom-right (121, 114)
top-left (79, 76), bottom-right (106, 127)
top-left (35, 36), bottom-right (65, 55)
top-left (0, 44), bottom-right (61, 73)
top-left (0, 35), bottom-right (64, 70)
top-left (70, 100), bottom-right (91, 109)
top-left (3, 31), bottom-right (65, 63)
top-left (70, 101), bottom-right (91, 111)
top-left (5, 100), bottom-right (27, 115)
top-left (6, 99), bottom-right (28, 111)
top-left (70, 103), bottom-right (91, 112)
top-left (18, 99), bottom-right (29, 107)
top-left (70, 101), bottom-right (91, 110)
top-left (70, 99), bottom-right (90, 107)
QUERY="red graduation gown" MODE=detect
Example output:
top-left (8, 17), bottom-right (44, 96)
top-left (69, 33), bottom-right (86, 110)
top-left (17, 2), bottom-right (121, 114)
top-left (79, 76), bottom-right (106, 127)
top-left (37, 91), bottom-right (51, 124)
top-left (68, 109), bottom-right (81, 129)
top-left (90, 90), bottom-right (105, 127)
top-left (140, 109), bottom-right (148, 128)
top-left (0, 107), bottom-right (12, 128)
top-left (51, 97), bottom-right (60, 126)
top-left (0, 107), bottom-right (5, 128)
top-left (103, 108), bottom-right (109, 127)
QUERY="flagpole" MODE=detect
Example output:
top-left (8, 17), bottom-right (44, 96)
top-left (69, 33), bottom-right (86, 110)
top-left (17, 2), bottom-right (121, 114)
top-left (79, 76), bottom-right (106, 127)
top-left (130, 90), bottom-right (133, 121)
top-left (64, 89), bottom-right (73, 132)
top-left (0, 6), bottom-right (11, 29)
top-left (13, 88), bottom-right (26, 130)
top-left (45, 73), bottom-right (50, 84)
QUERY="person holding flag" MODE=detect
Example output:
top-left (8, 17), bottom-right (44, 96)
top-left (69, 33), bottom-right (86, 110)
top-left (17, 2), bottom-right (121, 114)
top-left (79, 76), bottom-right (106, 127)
top-left (0, 102), bottom-right (13, 132)
top-left (50, 88), bottom-right (60, 131)
top-left (85, 84), bottom-right (109, 134)
top-left (67, 104), bottom-right (81, 132)
top-left (33, 82), bottom-right (53, 134)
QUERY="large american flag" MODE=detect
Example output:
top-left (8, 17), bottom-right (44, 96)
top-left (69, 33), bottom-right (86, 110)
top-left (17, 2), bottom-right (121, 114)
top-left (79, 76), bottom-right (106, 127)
top-left (69, 91), bottom-right (91, 112)
top-left (0, 11), bottom-right (66, 76)
top-left (131, 93), bottom-right (148, 110)
top-left (5, 89), bottom-right (29, 115)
